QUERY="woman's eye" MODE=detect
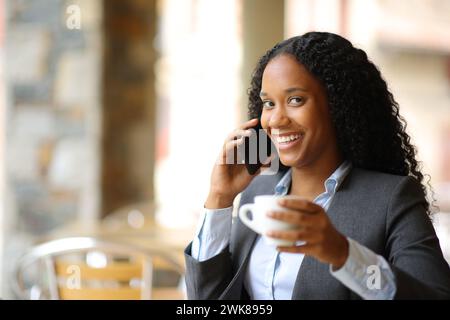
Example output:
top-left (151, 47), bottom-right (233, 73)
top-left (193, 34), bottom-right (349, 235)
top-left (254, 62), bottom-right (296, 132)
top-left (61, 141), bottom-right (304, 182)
top-left (289, 97), bottom-right (304, 106)
top-left (262, 100), bottom-right (275, 109)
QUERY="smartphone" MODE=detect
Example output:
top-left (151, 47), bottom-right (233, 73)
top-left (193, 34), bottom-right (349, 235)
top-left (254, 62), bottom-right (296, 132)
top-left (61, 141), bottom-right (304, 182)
top-left (242, 120), bottom-right (274, 175)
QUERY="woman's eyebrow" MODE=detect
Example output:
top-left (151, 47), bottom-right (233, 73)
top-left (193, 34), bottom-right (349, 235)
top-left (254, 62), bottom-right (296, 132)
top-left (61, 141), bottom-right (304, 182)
top-left (285, 87), bottom-right (308, 93)
top-left (259, 87), bottom-right (308, 97)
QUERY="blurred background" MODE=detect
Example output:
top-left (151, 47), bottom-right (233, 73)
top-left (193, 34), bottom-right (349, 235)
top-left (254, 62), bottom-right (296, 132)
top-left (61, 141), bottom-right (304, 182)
top-left (0, 0), bottom-right (449, 299)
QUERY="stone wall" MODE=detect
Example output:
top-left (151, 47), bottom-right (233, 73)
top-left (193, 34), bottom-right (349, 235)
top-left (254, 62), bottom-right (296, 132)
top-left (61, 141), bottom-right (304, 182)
top-left (5, 0), bottom-right (101, 234)
top-left (2, 0), bottom-right (102, 295)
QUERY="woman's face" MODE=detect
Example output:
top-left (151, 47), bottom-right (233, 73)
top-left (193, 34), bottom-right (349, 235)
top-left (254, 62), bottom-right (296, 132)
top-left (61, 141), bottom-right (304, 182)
top-left (260, 54), bottom-right (340, 168)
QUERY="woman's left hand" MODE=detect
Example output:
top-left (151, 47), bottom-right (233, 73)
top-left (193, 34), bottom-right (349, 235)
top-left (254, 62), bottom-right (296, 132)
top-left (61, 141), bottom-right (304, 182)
top-left (266, 197), bottom-right (349, 269)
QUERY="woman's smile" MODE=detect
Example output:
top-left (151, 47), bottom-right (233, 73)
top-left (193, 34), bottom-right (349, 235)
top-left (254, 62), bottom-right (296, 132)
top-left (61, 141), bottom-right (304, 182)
top-left (271, 131), bottom-right (304, 151)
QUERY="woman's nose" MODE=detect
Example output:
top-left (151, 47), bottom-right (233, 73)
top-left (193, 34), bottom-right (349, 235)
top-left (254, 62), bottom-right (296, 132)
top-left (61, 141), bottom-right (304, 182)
top-left (268, 106), bottom-right (290, 128)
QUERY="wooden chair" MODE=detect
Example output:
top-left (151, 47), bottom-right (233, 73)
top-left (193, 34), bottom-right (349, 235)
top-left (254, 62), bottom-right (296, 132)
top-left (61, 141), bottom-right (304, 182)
top-left (12, 237), bottom-right (185, 300)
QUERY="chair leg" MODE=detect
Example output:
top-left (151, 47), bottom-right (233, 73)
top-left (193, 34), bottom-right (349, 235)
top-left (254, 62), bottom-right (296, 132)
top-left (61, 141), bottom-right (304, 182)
top-left (44, 256), bottom-right (60, 300)
top-left (141, 257), bottom-right (153, 300)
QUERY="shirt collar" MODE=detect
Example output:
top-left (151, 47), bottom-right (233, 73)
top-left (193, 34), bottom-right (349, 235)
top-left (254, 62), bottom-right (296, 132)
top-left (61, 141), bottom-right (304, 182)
top-left (274, 160), bottom-right (353, 196)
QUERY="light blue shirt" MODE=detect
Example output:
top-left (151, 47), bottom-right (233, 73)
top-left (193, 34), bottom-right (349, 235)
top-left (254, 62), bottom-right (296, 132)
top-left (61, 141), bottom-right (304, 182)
top-left (191, 161), bottom-right (397, 300)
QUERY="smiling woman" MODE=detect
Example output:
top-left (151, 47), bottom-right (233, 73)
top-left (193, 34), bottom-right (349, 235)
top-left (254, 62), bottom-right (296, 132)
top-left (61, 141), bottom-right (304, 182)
top-left (260, 54), bottom-right (341, 180)
top-left (184, 32), bottom-right (450, 300)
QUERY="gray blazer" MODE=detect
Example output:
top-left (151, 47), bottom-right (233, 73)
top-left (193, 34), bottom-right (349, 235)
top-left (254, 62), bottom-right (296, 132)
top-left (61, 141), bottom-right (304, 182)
top-left (184, 167), bottom-right (450, 299)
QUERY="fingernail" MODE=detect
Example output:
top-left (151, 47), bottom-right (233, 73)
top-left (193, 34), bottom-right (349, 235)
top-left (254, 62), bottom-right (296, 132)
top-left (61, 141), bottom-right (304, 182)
top-left (266, 211), bottom-right (273, 217)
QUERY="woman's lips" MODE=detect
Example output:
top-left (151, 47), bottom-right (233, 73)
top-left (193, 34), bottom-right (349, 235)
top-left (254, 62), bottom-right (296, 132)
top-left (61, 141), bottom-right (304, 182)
top-left (272, 133), bottom-right (303, 151)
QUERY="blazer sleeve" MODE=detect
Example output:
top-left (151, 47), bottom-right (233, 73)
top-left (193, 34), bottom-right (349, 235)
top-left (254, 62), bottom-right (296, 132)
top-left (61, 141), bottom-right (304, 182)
top-left (184, 242), bottom-right (233, 300)
top-left (386, 176), bottom-right (450, 299)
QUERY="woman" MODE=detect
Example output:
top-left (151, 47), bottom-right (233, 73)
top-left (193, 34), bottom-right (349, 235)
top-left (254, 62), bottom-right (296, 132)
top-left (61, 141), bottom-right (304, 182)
top-left (184, 32), bottom-right (450, 299)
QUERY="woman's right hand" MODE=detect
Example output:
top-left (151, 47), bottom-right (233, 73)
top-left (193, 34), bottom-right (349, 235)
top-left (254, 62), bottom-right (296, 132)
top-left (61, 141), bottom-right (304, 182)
top-left (205, 118), bottom-right (265, 209)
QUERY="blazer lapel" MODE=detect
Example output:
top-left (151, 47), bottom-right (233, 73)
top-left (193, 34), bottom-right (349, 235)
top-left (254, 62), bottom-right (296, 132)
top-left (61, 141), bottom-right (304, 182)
top-left (291, 170), bottom-right (355, 300)
top-left (221, 170), bottom-right (287, 299)
top-left (233, 169), bottom-right (288, 267)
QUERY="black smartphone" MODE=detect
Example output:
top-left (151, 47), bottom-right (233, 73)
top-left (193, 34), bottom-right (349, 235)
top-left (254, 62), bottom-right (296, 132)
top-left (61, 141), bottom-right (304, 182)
top-left (242, 120), bottom-right (274, 175)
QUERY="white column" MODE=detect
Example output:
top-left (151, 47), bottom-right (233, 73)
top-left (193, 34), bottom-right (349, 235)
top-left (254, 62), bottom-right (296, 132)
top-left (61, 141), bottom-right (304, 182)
top-left (155, 0), bottom-right (242, 228)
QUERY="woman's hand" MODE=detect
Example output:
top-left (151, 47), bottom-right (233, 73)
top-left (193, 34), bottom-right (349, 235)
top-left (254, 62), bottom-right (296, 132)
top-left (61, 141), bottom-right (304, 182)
top-left (266, 197), bottom-right (349, 269)
top-left (205, 118), bottom-right (268, 209)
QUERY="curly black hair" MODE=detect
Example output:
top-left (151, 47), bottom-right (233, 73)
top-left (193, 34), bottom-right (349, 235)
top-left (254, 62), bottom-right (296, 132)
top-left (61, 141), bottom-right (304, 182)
top-left (248, 31), bottom-right (435, 215)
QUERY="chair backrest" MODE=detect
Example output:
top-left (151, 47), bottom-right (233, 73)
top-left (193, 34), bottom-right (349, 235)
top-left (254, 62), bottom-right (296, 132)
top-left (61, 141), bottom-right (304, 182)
top-left (12, 237), bottom-right (185, 300)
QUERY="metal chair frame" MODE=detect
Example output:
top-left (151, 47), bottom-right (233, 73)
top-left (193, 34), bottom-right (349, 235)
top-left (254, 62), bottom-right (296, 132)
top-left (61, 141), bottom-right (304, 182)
top-left (11, 236), bottom-right (184, 300)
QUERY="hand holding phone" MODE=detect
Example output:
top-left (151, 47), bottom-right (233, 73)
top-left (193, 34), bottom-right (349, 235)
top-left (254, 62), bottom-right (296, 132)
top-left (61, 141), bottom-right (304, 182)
top-left (241, 119), bottom-right (274, 175)
top-left (205, 118), bottom-right (264, 209)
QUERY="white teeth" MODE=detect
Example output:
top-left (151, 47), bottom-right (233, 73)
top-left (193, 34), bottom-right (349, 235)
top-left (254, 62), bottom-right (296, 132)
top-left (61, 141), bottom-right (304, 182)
top-left (276, 134), bottom-right (301, 144)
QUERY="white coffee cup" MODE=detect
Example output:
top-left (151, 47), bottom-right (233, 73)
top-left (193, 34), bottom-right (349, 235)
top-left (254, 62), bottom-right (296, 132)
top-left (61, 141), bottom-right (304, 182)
top-left (238, 195), bottom-right (297, 246)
